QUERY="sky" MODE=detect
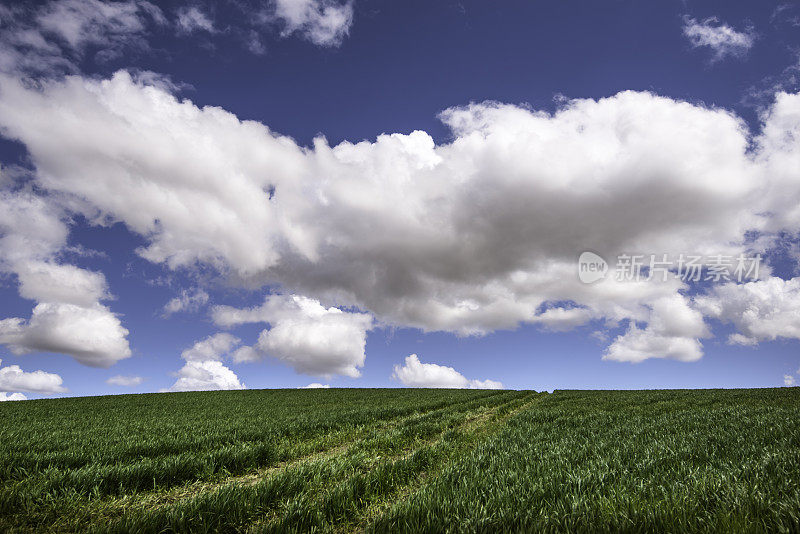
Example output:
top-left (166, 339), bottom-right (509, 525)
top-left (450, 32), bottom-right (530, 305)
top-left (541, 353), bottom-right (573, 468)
top-left (0, 0), bottom-right (799, 400)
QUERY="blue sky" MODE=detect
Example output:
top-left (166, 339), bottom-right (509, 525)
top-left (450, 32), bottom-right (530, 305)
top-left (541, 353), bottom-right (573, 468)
top-left (0, 0), bottom-right (799, 399)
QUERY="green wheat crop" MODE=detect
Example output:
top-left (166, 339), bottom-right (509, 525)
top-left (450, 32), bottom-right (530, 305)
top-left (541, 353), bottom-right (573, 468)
top-left (0, 388), bottom-right (797, 533)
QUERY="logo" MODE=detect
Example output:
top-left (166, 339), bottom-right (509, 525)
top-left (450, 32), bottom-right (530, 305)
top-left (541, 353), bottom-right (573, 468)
top-left (578, 251), bottom-right (608, 284)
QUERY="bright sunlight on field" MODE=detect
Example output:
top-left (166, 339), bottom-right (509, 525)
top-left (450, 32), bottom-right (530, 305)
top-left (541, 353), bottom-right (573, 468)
top-left (1, 388), bottom-right (799, 532)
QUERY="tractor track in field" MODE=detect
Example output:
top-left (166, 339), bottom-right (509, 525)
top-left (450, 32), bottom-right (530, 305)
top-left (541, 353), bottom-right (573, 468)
top-left (247, 391), bottom-right (544, 534)
top-left (3, 392), bottom-right (513, 534)
top-left (342, 391), bottom-right (546, 534)
top-left (26, 391), bottom-right (517, 534)
top-left (98, 392), bottom-right (536, 533)
top-left (4, 391), bottom-right (535, 534)
top-left (110, 390), bottom-right (515, 509)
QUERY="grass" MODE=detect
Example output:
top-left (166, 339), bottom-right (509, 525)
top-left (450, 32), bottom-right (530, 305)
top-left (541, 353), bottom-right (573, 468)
top-left (372, 389), bottom-right (800, 533)
top-left (1, 388), bottom-right (798, 532)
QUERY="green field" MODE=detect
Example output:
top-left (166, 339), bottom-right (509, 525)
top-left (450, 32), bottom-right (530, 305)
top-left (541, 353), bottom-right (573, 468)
top-left (1, 388), bottom-right (799, 533)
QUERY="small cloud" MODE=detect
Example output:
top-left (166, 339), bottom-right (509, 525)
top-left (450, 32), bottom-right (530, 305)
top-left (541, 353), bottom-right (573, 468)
top-left (176, 6), bottom-right (215, 34)
top-left (0, 358), bottom-right (67, 394)
top-left (590, 330), bottom-right (610, 344)
top-left (244, 30), bottom-right (266, 55)
top-left (770, 4), bottom-right (800, 27)
top-left (533, 306), bottom-right (592, 332)
top-left (727, 333), bottom-right (758, 346)
top-left (0, 302), bottom-right (131, 367)
top-left (682, 16), bottom-right (755, 62)
top-left (164, 333), bottom-right (246, 393)
top-left (743, 52), bottom-right (800, 110)
top-left (300, 382), bottom-right (330, 388)
top-left (0, 392), bottom-right (27, 401)
top-left (270, 0), bottom-right (354, 47)
top-left (106, 374), bottom-right (144, 387)
top-left (166, 360), bottom-right (245, 392)
top-left (784, 374), bottom-right (796, 386)
top-left (162, 288), bottom-right (209, 317)
top-left (0, 0), bottom-right (166, 76)
top-left (180, 332), bottom-right (240, 362)
top-left (213, 294), bottom-right (373, 378)
top-left (392, 354), bottom-right (503, 389)
top-left (61, 244), bottom-right (108, 260)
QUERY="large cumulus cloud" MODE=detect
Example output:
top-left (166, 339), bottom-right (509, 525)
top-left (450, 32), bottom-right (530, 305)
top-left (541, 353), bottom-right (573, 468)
top-left (0, 71), bottom-right (799, 372)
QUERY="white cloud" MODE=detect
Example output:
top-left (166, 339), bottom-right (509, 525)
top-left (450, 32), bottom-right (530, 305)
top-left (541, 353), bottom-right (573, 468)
top-left (784, 374), bottom-right (796, 386)
top-left (2, 72), bottom-right (800, 367)
top-left (0, 190), bottom-right (131, 367)
top-left (392, 354), bottom-right (503, 389)
top-left (604, 295), bottom-right (709, 363)
top-left (16, 261), bottom-right (109, 307)
top-left (532, 306), bottom-right (592, 332)
top-left (271, 0), bottom-right (353, 47)
top-left (0, 358), bottom-right (66, 394)
top-left (300, 382), bottom-right (330, 388)
top-left (106, 374), bottom-right (144, 386)
top-left (0, 72), bottom-right (303, 275)
top-left (167, 360), bottom-right (245, 392)
top-left (0, 0), bottom-right (164, 75)
top-left (180, 332), bottom-right (240, 362)
top-left (728, 333), bottom-right (759, 346)
top-left (604, 325), bottom-right (704, 363)
top-left (214, 294), bottom-right (372, 378)
top-left (744, 52), bottom-right (800, 110)
top-left (757, 92), bottom-right (800, 232)
top-left (244, 30), bottom-right (266, 55)
top-left (0, 190), bottom-right (68, 266)
top-left (36, 0), bottom-right (164, 55)
top-left (0, 0), bottom-right (351, 79)
top-left (0, 392), bottom-right (27, 401)
top-left (163, 288), bottom-right (210, 316)
top-left (0, 303), bottom-right (131, 367)
top-left (682, 16), bottom-right (755, 61)
top-left (165, 332), bottom-right (245, 392)
top-left (176, 6), bottom-right (214, 34)
top-left (696, 277), bottom-right (800, 344)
